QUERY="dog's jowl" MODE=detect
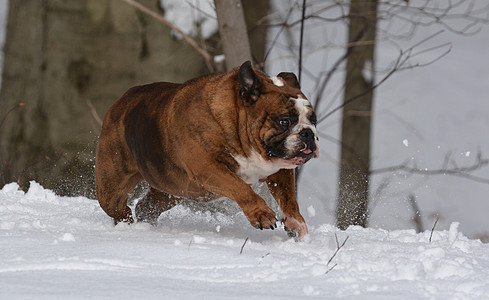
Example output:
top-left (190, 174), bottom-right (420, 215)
top-left (95, 61), bottom-right (319, 239)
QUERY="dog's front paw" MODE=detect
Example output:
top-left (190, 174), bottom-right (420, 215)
top-left (246, 206), bottom-right (278, 231)
top-left (282, 213), bottom-right (308, 240)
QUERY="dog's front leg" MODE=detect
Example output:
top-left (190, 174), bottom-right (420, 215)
top-left (266, 169), bottom-right (308, 239)
top-left (195, 165), bottom-right (278, 231)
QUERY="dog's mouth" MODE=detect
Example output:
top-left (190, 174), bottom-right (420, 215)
top-left (268, 142), bottom-right (318, 166)
top-left (288, 143), bottom-right (316, 165)
top-left (299, 142), bottom-right (313, 155)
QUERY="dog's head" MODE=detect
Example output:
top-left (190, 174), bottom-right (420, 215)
top-left (238, 61), bottom-right (319, 167)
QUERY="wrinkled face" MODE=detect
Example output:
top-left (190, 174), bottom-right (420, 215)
top-left (257, 76), bottom-right (319, 166)
top-left (237, 62), bottom-right (319, 168)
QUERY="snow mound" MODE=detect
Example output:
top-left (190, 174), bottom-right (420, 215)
top-left (1, 182), bottom-right (489, 298)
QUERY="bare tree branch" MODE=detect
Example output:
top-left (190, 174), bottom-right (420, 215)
top-left (371, 154), bottom-right (489, 184)
top-left (263, 4), bottom-right (295, 64)
top-left (317, 29), bottom-right (450, 124)
top-left (121, 0), bottom-right (214, 72)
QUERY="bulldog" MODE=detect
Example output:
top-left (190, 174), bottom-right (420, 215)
top-left (95, 61), bottom-right (319, 239)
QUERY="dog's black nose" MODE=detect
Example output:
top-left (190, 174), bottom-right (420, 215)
top-left (299, 128), bottom-right (316, 151)
top-left (299, 128), bottom-right (314, 140)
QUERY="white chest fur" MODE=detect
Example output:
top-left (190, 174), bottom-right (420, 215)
top-left (233, 150), bottom-right (293, 184)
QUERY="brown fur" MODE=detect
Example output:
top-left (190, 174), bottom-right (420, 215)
top-left (95, 62), bottom-right (313, 238)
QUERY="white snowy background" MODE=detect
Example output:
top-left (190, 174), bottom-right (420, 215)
top-left (1, 0), bottom-right (489, 299)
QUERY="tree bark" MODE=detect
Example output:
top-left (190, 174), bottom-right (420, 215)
top-left (336, 0), bottom-right (378, 230)
top-left (241, 0), bottom-right (270, 65)
top-left (215, 0), bottom-right (253, 71)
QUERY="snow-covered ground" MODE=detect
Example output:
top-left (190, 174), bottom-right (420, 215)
top-left (1, 182), bottom-right (489, 299)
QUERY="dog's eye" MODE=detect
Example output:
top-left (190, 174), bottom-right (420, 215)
top-left (279, 119), bottom-right (291, 129)
top-left (310, 114), bottom-right (317, 126)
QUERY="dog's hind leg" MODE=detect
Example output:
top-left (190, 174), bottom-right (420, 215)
top-left (96, 172), bottom-right (140, 224)
top-left (135, 188), bottom-right (177, 225)
top-left (95, 139), bottom-right (141, 224)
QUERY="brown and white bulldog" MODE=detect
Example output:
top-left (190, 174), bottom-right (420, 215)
top-left (95, 61), bottom-right (319, 239)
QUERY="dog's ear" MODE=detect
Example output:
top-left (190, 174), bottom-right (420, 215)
top-left (238, 61), bottom-right (263, 103)
top-left (277, 72), bottom-right (301, 89)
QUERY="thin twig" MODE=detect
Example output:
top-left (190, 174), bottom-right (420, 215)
top-left (314, 26), bottom-right (367, 112)
top-left (240, 237), bottom-right (249, 254)
top-left (258, 252), bottom-right (270, 265)
top-left (326, 234), bottom-right (349, 267)
top-left (324, 234), bottom-right (349, 275)
top-left (429, 217), bottom-right (439, 243)
top-left (324, 263), bottom-right (337, 275)
top-left (263, 5), bottom-right (294, 63)
top-left (317, 51), bottom-right (403, 124)
top-left (0, 103), bottom-right (25, 129)
top-left (313, 50), bottom-right (349, 112)
top-left (86, 99), bottom-right (103, 127)
top-left (121, 0), bottom-right (214, 72)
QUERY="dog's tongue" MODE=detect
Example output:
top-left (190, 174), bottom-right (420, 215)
top-left (302, 148), bottom-right (312, 154)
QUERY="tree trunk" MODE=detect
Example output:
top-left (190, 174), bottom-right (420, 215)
top-left (0, 0), bottom-right (208, 196)
top-left (336, 0), bottom-right (378, 230)
top-left (215, 0), bottom-right (253, 71)
top-left (241, 0), bottom-right (270, 65)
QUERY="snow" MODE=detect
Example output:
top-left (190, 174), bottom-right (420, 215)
top-left (213, 54), bottom-right (226, 63)
top-left (2, 182), bottom-right (489, 298)
top-left (307, 205), bottom-right (316, 217)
